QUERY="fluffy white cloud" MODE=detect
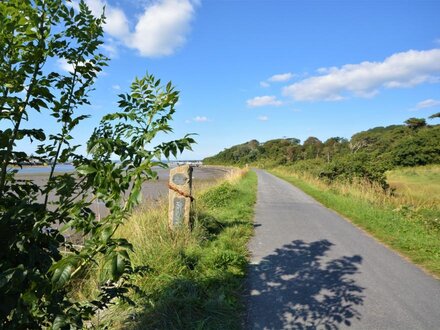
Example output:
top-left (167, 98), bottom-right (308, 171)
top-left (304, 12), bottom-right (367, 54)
top-left (268, 72), bottom-right (293, 82)
top-left (246, 96), bottom-right (283, 107)
top-left (260, 81), bottom-right (270, 88)
top-left (193, 116), bottom-right (209, 122)
top-left (85, 0), bottom-right (130, 38)
top-left (415, 99), bottom-right (440, 109)
top-left (82, 0), bottom-right (197, 57)
top-left (283, 49), bottom-right (440, 101)
top-left (130, 0), bottom-right (195, 57)
top-left (112, 84), bottom-right (121, 90)
top-left (257, 115), bottom-right (268, 121)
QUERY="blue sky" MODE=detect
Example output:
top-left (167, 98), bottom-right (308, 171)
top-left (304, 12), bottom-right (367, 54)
top-left (26, 0), bottom-right (440, 159)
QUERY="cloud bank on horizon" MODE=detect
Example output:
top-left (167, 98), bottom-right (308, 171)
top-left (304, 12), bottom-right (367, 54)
top-left (78, 0), bottom-right (197, 57)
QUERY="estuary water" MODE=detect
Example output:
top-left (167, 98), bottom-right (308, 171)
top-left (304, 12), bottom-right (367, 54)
top-left (16, 164), bottom-right (75, 174)
top-left (15, 165), bottom-right (229, 217)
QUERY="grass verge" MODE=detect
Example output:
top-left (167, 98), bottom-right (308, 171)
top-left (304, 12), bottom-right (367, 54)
top-left (270, 167), bottom-right (440, 278)
top-left (102, 168), bottom-right (257, 329)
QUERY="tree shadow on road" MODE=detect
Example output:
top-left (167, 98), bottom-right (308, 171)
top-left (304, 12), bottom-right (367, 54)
top-left (246, 240), bottom-right (364, 329)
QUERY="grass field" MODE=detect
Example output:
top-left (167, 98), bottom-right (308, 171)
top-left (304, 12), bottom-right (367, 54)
top-left (387, 165), bottom-right (440, 209)
top-left (271, 165), bottom-right (440, 278)
top-left (77, 168), bottom-right (257, 329)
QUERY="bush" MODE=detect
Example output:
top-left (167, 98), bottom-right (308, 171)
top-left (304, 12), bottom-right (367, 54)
top-left (319, 153), bottom-right (390, 190)
top-left (290, 159), bottom-right (327, 177)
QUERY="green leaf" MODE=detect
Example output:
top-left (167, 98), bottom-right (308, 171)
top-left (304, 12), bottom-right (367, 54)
top-left (100, 225), bottom-right (114, 242)
top-left (51, 263), bottom-right (74, 290)
top-left (113, 251), bottom-right (127, 279)
top-left (50, 256), bottom-right (80, 290)
top-left (130, 179), bottom-right (143, 206)
top-left (52, 315), bottom-right (67, 330)
top-left (101, 250), bottom-right (130, 282)
top-left (76, 164), bottom-right (97, 175)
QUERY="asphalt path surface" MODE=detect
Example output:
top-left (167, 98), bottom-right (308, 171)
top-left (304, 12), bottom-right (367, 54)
top-left (245, 170), bottom-right (440, 329)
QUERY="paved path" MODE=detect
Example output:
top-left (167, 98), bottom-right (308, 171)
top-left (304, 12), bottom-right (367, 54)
top-left (246, 170), bottom-right (440, 329)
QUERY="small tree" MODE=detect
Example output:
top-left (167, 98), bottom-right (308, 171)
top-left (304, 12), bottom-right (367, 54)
top-left (303, 136), bottom-right (323, 159)
top-left (404, 117), bottom-right (426, 129)
top-left (428, 112), bottom-right (440, 120)
top-left (0, 1), bottom-right (194, 328)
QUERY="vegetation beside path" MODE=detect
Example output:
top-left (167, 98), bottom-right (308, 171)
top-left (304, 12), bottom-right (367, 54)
top-left (203, 115), bottom-right (440, 279)
top-left (271, 166), bottom-right (440, 278)
top-left (77, 168), bottom-right (257, 328)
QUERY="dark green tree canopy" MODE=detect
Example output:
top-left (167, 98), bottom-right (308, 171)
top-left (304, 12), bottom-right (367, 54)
top-left (429, 112), bottom-right (440, 119)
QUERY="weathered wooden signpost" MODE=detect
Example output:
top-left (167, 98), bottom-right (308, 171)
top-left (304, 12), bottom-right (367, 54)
top-left (168, 165), bottom-right (193, 229)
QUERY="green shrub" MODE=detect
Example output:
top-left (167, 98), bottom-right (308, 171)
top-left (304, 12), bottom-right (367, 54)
top-left (319, 153), bottom-right (390, 189)
top-left (200, 182), bottom-right (239, 208)
top-left (290, 159), bottom-right (326, 177)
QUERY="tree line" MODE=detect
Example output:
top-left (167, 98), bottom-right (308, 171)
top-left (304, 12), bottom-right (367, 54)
top-left (203, 114), bottom-right (440, 189)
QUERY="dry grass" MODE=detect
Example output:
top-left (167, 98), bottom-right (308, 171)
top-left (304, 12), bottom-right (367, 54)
top-left (223, 166), bottom-right (249, 184)
top-left (273, 165), bottom-right (440, 211)
top-left (387, 165), bottom-right (440, 210)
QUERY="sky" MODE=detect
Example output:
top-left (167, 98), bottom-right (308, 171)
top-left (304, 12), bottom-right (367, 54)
top-left (23, 0), bottom-right (440, 159)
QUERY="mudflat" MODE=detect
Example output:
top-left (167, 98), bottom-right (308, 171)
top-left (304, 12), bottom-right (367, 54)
top-left (15, 165), bottom-right (229, 218)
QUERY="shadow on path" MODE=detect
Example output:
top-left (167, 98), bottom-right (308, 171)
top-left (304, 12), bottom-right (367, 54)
top-left (246, 240), bottom-right (364, 329)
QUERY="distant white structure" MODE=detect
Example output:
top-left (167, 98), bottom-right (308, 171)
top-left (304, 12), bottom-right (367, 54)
top-left (169, 160), bottom-right (202, 167)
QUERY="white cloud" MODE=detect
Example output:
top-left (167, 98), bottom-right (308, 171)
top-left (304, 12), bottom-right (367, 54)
top-left (112, 84), bottom-right (121, 90)
top-left (246, 96), bottom-right (283, 107)
top-left (57, 58), bottom-right (74, 73)
top-left (57, 58), bottom-right (104, 75)
top-left (283, 49), bottom-right (440, 101)
top-left (260, 72), bottom-right (294, 88)
top-left (268, 72), bottom-right (294, 82)
top-left (193, 116), bottom-right (210, 122)
top-left (415, 98), bottom-right (440, 109)
top-left (85, 0), bottom-right (130, 38)
top-left (129, 0), bottom-right (195, 57)
top-left (81, 0), bottom-right (197, 57)
top-left (102, 42), bottom-right (118, 58)
top-left (257, 115), bottom-right (268, 121)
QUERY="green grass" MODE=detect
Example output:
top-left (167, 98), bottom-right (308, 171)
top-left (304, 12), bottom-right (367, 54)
top-left (101, 170), bottom-right (258, 329)
top-left (270, 168), bottom-right (440, 278)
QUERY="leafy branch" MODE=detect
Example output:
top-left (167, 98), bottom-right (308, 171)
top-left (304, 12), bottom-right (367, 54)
top-left (0, 1), bottom-right (195, 328)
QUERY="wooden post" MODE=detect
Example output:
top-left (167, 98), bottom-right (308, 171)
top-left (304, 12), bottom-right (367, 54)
top-left (168, 165), bottom-right (193, 229)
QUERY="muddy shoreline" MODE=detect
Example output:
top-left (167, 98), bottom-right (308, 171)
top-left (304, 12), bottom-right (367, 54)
top-left (16, 165), bottom-right (230, 217)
